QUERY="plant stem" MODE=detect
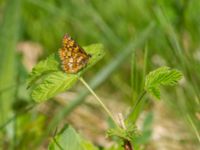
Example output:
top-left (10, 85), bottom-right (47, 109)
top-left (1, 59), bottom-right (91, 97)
top-left (124, 140), bottom-right (133, 150)
top-left (79, 77), bottom-right (119, 127)
top-left (117, 114), bottom-right (134, 150)
top-left (129, 90), bottom-right (147, 117)
top-left (53, 138), bottom-right (64, 150)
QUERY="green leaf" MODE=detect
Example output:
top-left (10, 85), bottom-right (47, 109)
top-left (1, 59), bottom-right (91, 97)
top-left (148, 87), bottom-right (160, 99)
top-left (48, 125), bottom-right (98, 150)
top-left (27, 54), bottom-right (61, 88)
top-left (81, 140), bottom-right (99, 150)
top-left (28, 43), bottom-right (105, 102)
top-left (80, 44), bottom-right (105, 74)
top-left (31, 72), bottom-right (78, 102)
top-left (144, 66), bottom-right (183, 99)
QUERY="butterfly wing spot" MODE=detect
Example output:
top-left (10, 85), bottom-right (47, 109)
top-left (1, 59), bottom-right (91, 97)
top-left (74, 47), bottom-right (79, 52)
top-left (59, 49), bottom-right (66, 59)
top-left (59, 34), bottom-right (90, 73)
top-left (69, 41), bottom-right (74, 47)
top-left (66, 51), bottom-right (71, 57)
top-left (77, 57), bottom-right (82, 63)
top-left (69, 58), bottom-right (73, 63)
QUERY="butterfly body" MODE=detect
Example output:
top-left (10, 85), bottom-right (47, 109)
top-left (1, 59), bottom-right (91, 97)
top-left (59, 34), bottom-right (90, 73)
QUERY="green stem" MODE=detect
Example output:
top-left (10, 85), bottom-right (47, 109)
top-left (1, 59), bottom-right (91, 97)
top-left (129, 90), bottom-right (147, 117)
top-left (79, 77), bottom-right (119, 127)
top-left (53, 138), bottom-right (64, 150)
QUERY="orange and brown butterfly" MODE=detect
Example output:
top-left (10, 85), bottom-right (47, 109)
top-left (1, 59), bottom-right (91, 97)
top-left (58, 34), bottom-right (91, 74)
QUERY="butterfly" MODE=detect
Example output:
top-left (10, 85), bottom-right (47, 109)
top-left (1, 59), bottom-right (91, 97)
top-left (59, 34), bottom-right (91, 74)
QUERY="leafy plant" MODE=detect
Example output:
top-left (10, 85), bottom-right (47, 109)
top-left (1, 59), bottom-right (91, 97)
top-left (27, 44), bottom-right (105, 102)
top-left (144, 66), bottom-right (183, 99)
top-left (0, 0), bottom-right (199, 149)
top-left (108, 66), bottom-right (182, 149)
top-left (28, 38), bottom-right (183, 149)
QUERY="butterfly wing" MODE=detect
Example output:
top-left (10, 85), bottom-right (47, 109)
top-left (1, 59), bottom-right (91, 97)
top-left (59, 34), bottom-right (90, 73)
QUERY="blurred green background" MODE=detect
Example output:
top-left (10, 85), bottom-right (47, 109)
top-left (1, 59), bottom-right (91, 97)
top-left (0, 0), bottom-right (200, 149)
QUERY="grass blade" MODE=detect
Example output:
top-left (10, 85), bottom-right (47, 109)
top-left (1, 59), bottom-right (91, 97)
top-left (0, 0), bottom-right (21, 124)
